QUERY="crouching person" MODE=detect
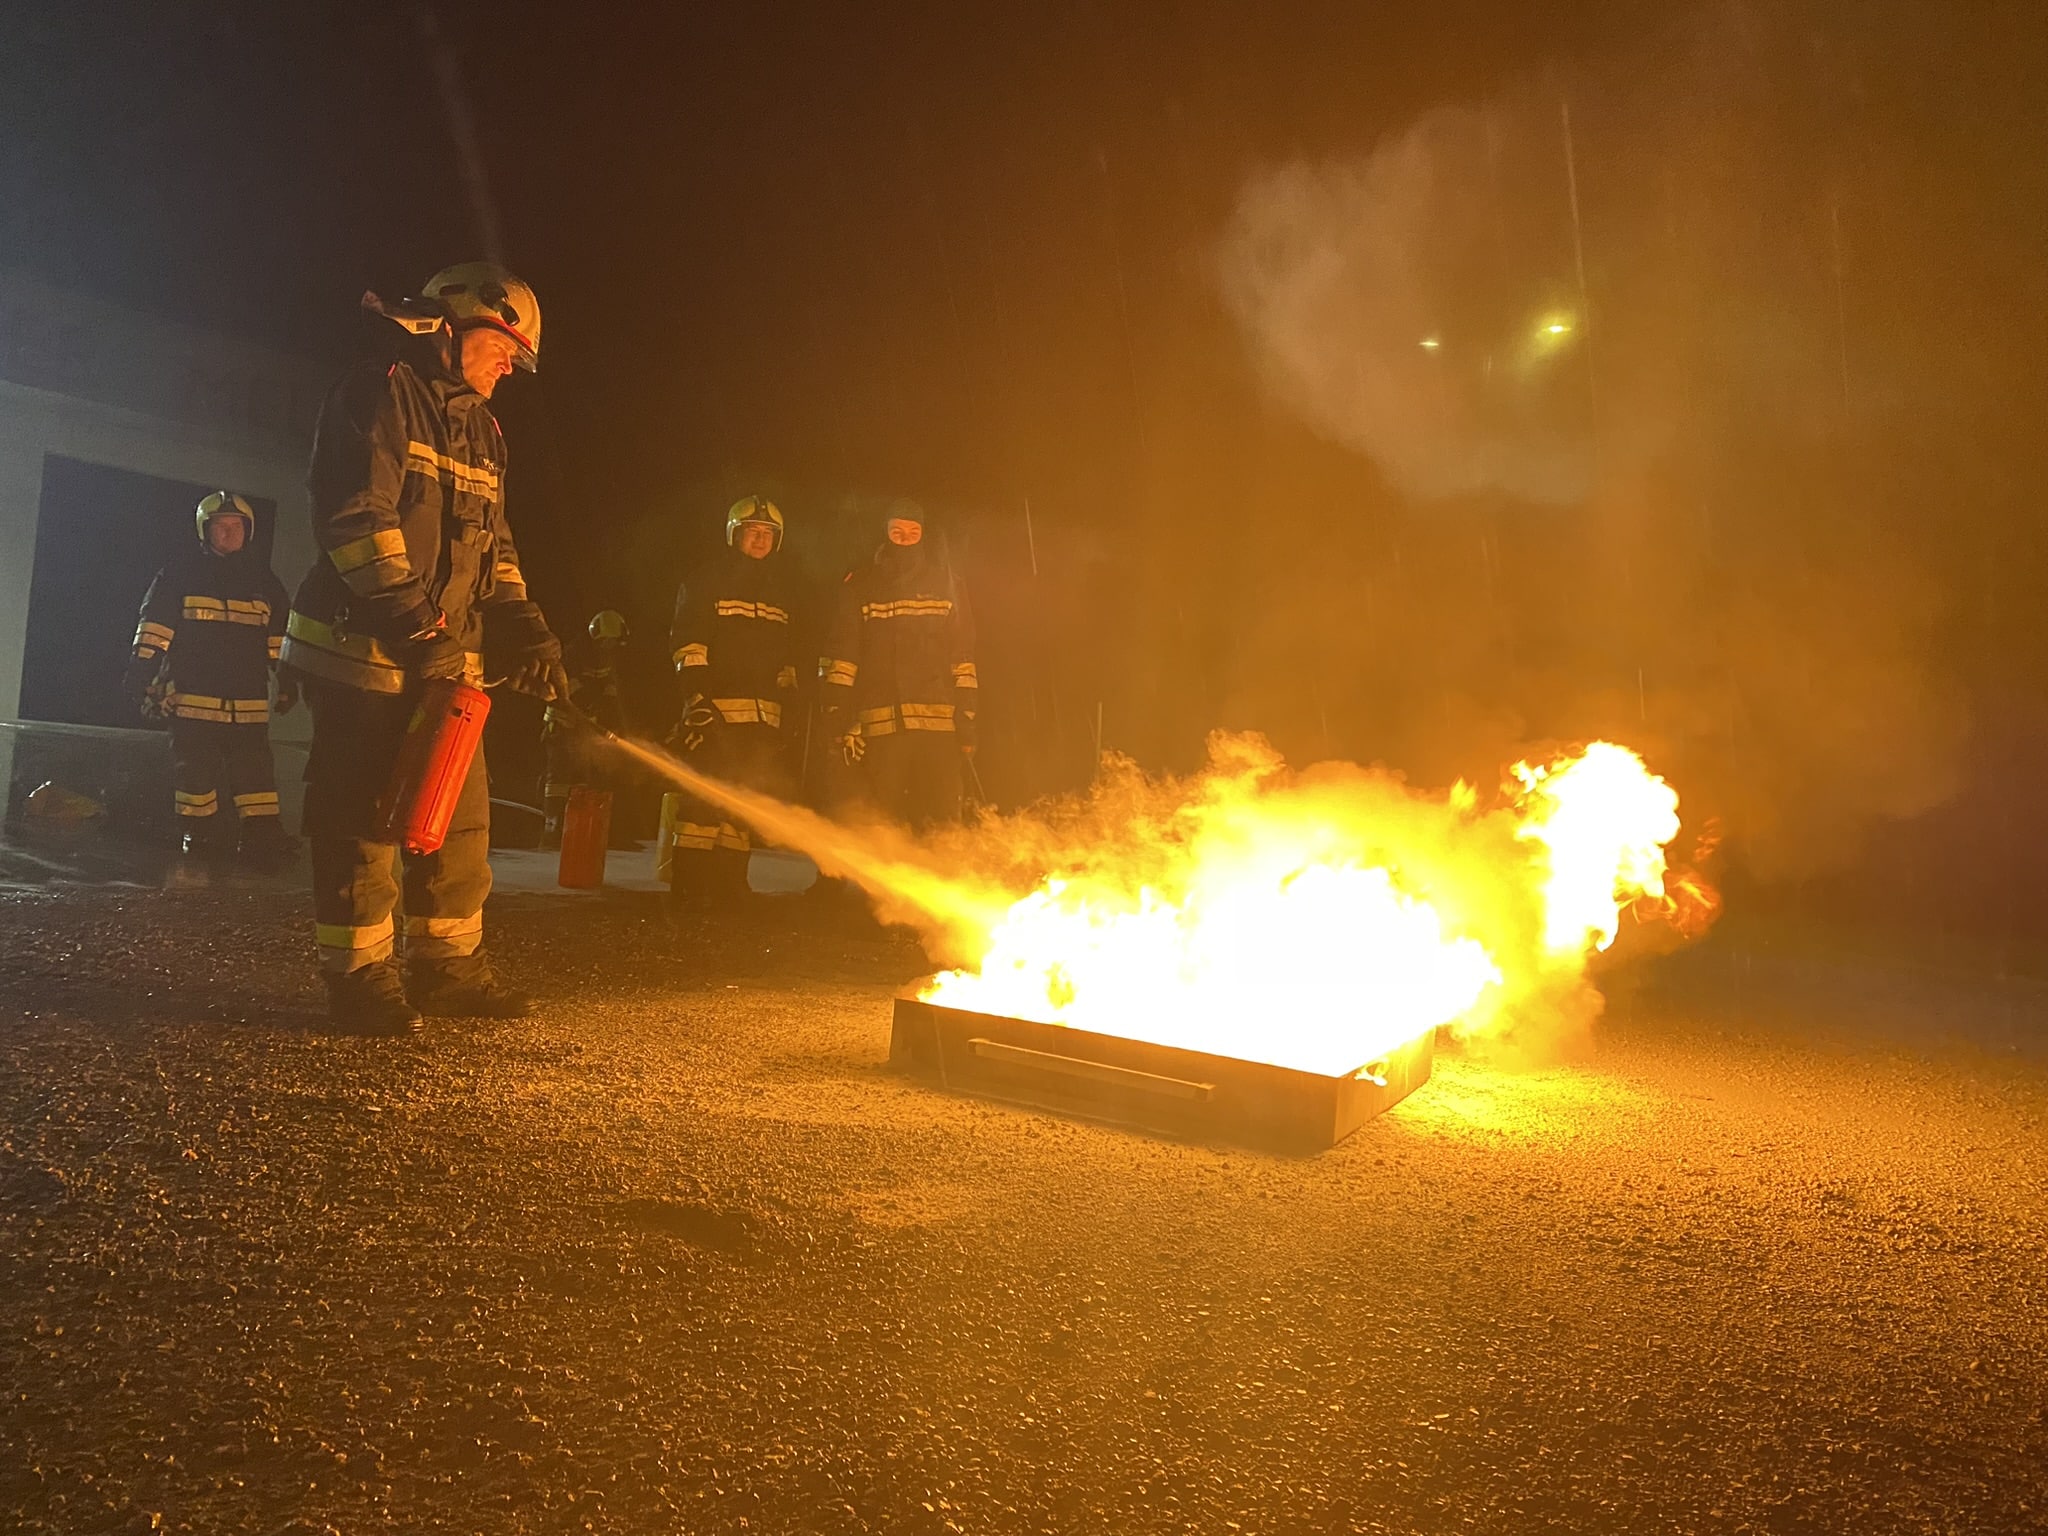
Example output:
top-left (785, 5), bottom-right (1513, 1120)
top-left (280, 263), bottom-right (568, 1035)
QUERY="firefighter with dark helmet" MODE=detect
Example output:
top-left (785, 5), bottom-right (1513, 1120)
top-left (279, 262), bottom-right (569, 1035)
top-left (663, 495), bottom-right (801, 901)
top-left (539, 609), bottom-right (631, 848)
top-left (819, 499), bottom-right (977, 831)
top-left (123, 491), bottom-right (295, 865)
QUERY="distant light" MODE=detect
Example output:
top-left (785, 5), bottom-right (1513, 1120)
top-left (1546, 322), bottom-right (1570, 335)
top-left (1419, 337), bottom-right (1441, 350)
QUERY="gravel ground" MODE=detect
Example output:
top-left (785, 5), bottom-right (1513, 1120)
top-left (1, 879), bottom-right (2045, 1535)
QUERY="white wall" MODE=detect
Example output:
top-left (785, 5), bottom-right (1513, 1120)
top-left (0, 375), bottom-right (316, 743)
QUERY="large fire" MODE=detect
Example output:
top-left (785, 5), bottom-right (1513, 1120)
top-left (920, 737), bottom-right (1707, 1074)
top-left (606, 731), bottom-right (1716, 1076)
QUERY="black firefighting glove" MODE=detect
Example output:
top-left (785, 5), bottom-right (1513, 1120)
top-left (272, 667), bottom-right (302, 716)
top-left (956, 710), bottom-right (978, 757)
top-left (677, 693), bottom-right (722, 754)
top-left (484, 605), bottom-right (568, 700)
top-left (819, 701), bottom-right (862, 764)
top-left (121, 655), bottom-right (159, 707)
top-left (411, 631), bottom-right (469, 682)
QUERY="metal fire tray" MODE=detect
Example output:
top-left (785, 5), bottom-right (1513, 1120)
top-left (889, 998), bottom-right (1433, 1154)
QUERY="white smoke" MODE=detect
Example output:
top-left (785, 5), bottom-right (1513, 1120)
top-left (1216, 106), bottom-right (1592, 503)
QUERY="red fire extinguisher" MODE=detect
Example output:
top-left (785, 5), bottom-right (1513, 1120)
top-left (372, 679), bottom-right (492, 855)
top-left (556, 786), bottom-right (612, 889)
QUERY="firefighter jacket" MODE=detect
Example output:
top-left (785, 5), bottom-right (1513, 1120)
top-left (131, 545), bottom-right (289, 724)
top-left (820, 544), bottom-right (977, 739)
top-left (670, 549), bottom-right (801, 728)
top-left (281, 335), bottom-right (546, 695)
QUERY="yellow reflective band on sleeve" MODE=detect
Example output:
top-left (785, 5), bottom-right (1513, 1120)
top-left (267, 636), bottom-right (283, 661)
top-left (674, 643), bottom-right (708, 668)
top-left (492, 560), bottom-right (527, 596)
top-left (951, 661), bottom-right (979, 687)
top-left (329, 527), bottom-right (407, 573)
top-left (330, 529), bottom-right (412, 593)
top-left (404, 440), bottom-right (501, 497)
top-left (819, 658), bottom-right (856, 687)
top-left (859, 598), bottom-right (954, 620)
top-left (174, 789), bottom-right (219, 816)
top-left (232, 791), bottom-right (280, 817)
top-left (134, 621), bottom-right (175, 654)
top-left (776, 665), bottom-right (798, 689)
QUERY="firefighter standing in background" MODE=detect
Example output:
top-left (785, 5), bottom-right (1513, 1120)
top-left (539, 610), bottom-right (630, 848)
top-left (280, 263), bottom-right (568, 1036)
top-left (819, 500), bottom-right (977, 830)
top-left (124, 491), bottom-right (296, 865)
top-left (665, 496), bottom-right (800, 901)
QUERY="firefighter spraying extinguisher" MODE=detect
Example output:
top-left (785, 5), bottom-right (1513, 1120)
top-left (282, 261), bottom-right (569, 1036)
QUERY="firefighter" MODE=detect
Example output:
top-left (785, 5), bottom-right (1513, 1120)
top-left (819, 500), bottom-right (977, 830)
top-left (123, 491), bottom-right (295, 865)
top-left (279, 263), bottom-right (569, 1036)
top-left (664, 495), bottom-right (800, 901)
top-left (539, 610), bottom-right (630, 849)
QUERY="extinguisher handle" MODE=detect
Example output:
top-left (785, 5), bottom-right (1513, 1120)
top-left (549, 697), bottom-right (618, 743)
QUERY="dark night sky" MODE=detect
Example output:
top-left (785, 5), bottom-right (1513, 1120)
top-left (8, 0), bottom-right (2048, 944)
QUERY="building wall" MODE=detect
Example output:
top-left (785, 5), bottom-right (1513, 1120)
top-left (0, 270), bottom-right (329, 824)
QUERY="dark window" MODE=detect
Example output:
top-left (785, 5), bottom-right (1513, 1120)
top-left (18, 455), bottom-right (278, 728)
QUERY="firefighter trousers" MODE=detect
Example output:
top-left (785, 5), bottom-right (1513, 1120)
top-left (303, 682), bottom-right (491, 976)
top-left (170, 718), bottom-right (280, 828)
top-left (866, 730), bottom-right (962, 831)
top-left (667, 723), bottom-right (788, 896)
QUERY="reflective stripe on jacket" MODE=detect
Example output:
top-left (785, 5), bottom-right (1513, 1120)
top-left (819, 545), bottom-right (976, 734)
top-left (282, 345), bottom-right (541, 693)
top-left (670, 548), bottom-right (801, 728)
top-left (132, 545), bottom-right (289, 709)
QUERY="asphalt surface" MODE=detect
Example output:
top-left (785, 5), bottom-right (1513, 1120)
top-left (1, 874), bottom-right (2045, 1535)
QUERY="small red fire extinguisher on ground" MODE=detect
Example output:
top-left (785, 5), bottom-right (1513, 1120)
top-left (556, 786), bottom-right (612, 888)
top-left (371, 679), bottom-right (492, 855)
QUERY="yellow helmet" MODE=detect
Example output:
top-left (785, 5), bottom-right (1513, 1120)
top-left (588, 610), bottom-right (629, 642)
top-left (726, 495), bottom-right (785, 551)
top-left (422, 262), bottom-right (541, 371)
top-left (195, 490), bottom-right (254, 544)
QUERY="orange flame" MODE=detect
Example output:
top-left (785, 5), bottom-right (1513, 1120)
top-left (922, 736), bottom-right (1712, 1073)
top-left (605, 731), bottom-right (1717, 1074)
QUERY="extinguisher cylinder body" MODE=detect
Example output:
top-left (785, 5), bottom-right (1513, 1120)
top-left (372, 679), bottom-right (492, 855)
top-left (557, 786), bottom-right (613, 889)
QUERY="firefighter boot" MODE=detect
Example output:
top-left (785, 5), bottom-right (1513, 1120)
top-left (180, 819), bottom-right (235, 863)
top-left (668, 848), bottom-right (717, 909)
top-left (238, 817), bottom-right (299, 873)
top-left (409, 952), bottom-right (533, 1018)
top-left (323, 961), bottom-right (424, 1036)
